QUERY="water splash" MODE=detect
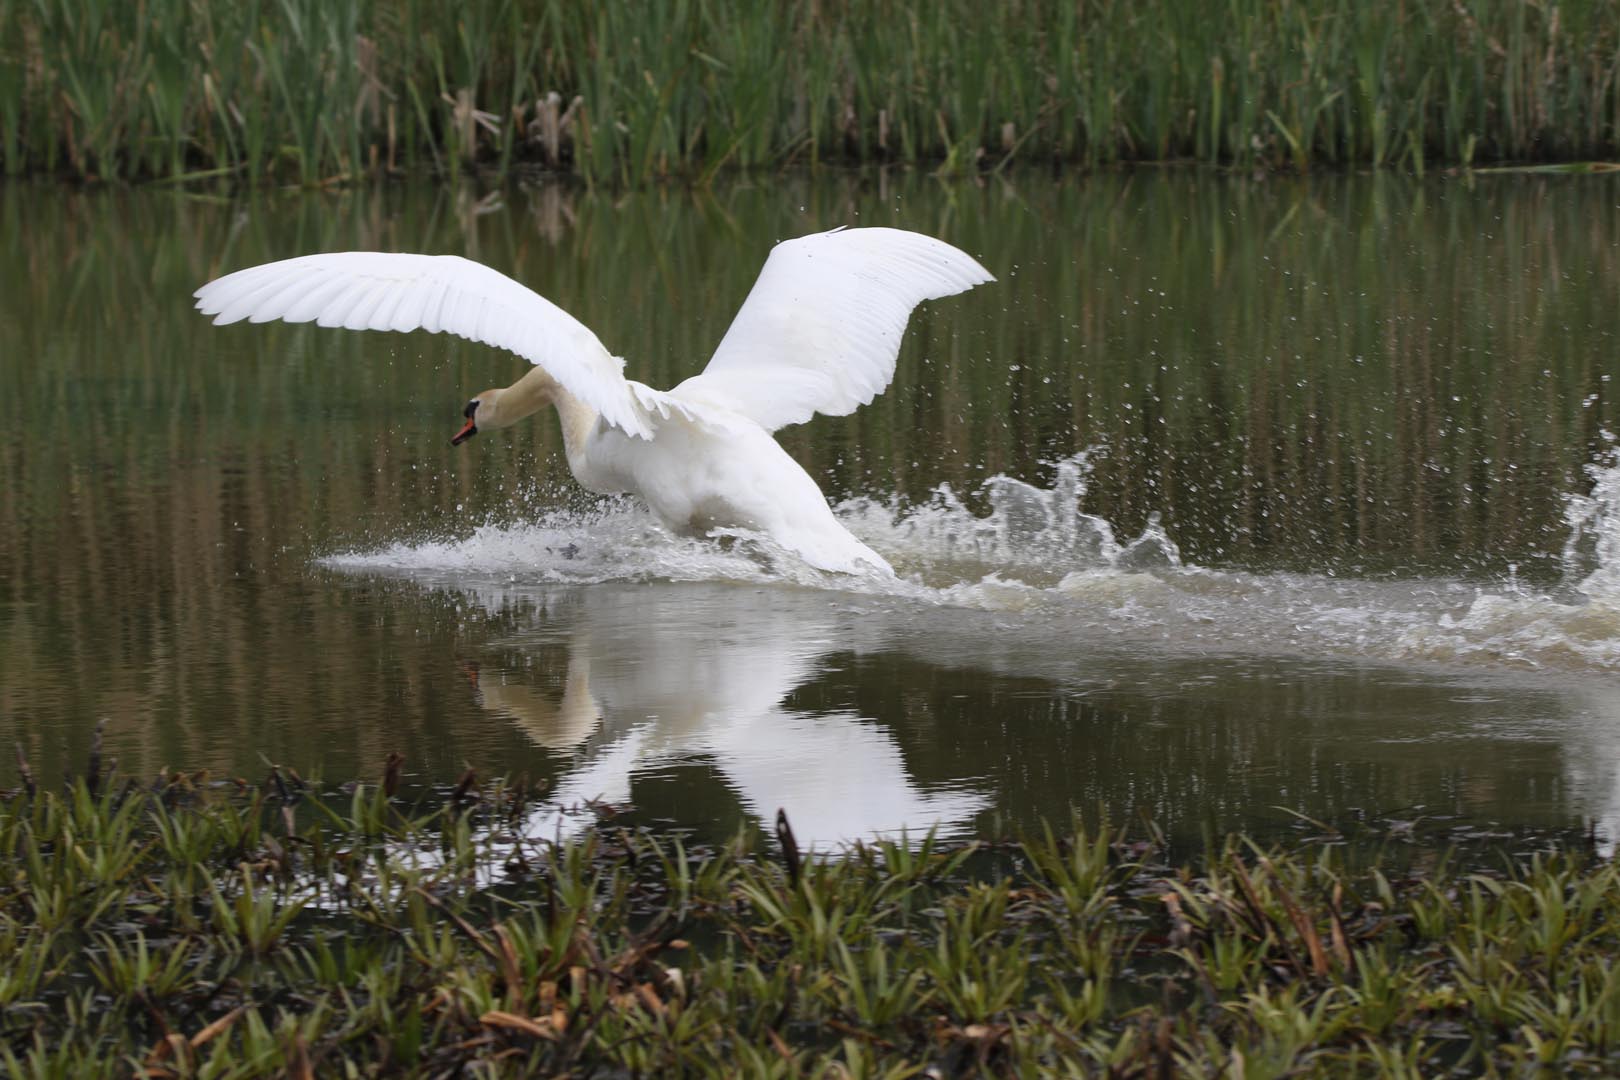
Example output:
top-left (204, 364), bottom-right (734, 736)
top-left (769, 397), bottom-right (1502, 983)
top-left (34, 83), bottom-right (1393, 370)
top-left (1380, 444), bottom-right (1620, 670)
top-left (322, 497), bottom-right (818, 587)
top-left (324, 451), bottom-right (1177, 590)
top-left (840, 451), bottom-right (1180, 584)
top-left (1563, 437), bottom-right (1620, 599)
top-left (323, 449), bottom-right (1620, 674)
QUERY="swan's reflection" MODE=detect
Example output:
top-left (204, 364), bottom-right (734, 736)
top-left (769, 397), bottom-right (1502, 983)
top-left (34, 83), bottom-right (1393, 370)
top-left (443, 573), bottom-right (1620, 853)
top-left (462, 583), bottom-right (988, 848)
top-left (1557, 680), bottom-right (1620, 854)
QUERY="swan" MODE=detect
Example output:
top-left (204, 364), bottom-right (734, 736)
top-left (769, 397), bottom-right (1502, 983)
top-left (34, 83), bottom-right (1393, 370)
top-left (194, 227), bottom-right (993, 574)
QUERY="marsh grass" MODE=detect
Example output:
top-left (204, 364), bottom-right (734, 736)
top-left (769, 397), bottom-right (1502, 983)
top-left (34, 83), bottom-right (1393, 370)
top-left (3, 750), bottom-right (1620, 1076)
top-left (4, 0), bottom-right (1620, 186)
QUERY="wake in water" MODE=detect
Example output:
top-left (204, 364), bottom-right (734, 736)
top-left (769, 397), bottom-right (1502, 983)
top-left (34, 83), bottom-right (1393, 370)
top-left (325, 450), bottom-right (1620, 674)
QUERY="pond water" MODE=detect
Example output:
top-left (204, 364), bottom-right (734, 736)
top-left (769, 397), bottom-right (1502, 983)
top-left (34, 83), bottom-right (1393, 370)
top-left (4, 171), bottom-right (1620, 853)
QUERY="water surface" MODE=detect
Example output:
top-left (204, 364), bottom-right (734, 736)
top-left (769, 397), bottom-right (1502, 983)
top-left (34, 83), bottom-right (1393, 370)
top-left (4, 172), bottom-right (1620, 851)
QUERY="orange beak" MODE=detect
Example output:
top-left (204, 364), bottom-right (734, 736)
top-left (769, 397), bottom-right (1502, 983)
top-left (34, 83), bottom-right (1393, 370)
top-left (451, 417), bottom-right (478, 446)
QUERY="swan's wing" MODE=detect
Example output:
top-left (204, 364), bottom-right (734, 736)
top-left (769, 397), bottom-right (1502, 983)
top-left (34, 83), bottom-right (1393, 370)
top-left (671, 227), bottom-right (993, 432)
top-left (627, 382), bottom-right (756, 437)
top-left (194, 252), bottom-right (651, 437)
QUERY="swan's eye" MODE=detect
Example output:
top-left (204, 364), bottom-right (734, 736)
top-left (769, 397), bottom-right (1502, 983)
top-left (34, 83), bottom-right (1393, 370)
top-left (463, 400), bottom-right (479, 419)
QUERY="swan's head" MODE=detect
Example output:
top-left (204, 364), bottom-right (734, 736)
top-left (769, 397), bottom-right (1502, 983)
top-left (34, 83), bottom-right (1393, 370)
top-left (453, 374), bottom-right (559, 446)
top-left (451, 396), bottom-right (484, 445)
top-left (452, 387), bottom-right (530, 446)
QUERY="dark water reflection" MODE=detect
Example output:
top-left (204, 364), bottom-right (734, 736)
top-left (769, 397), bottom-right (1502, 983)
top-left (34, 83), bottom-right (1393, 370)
top-left (3, 172), bottom-right (1620, 849)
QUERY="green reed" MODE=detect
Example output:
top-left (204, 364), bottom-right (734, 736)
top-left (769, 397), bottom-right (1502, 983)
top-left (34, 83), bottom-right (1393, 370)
top-left (3, 0), bottom-right (1619, 186)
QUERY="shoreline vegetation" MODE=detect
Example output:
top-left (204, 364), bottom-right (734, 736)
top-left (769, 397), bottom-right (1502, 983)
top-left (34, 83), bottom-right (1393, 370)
top-left (4, 749), bottom-right (1620, 1075)
top-left (4, 1), bottom-right (1620, 188)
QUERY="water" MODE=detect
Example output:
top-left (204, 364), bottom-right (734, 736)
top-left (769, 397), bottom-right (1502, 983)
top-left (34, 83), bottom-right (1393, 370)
top-left (4, 172), bottom-right (1620, 852)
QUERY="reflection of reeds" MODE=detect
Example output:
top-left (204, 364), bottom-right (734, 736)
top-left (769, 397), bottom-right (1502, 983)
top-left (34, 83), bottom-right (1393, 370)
top-left (4, 0), bottom-right (1620, 184)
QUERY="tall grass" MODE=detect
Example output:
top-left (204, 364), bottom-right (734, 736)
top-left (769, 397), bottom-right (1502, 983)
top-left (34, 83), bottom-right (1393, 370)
top-left (3, 0), bottom-right (1620, 185)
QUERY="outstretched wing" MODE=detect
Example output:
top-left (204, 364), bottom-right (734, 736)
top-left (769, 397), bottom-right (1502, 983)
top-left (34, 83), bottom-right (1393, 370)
top-left (671, 227), bottom-right (993, 432)
top-left (194, 252), bottom-right (651, 437)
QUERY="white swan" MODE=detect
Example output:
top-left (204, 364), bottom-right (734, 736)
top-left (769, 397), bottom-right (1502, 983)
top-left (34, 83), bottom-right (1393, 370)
top-left (194, 227), bottom-right (993, 574)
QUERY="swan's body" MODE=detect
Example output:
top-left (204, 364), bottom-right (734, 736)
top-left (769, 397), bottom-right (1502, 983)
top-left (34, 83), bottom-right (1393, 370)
top-left (194, 228), bottom-right (993, 574)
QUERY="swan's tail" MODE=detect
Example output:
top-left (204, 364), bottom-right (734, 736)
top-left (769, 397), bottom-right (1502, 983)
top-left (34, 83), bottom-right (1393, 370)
top-left (785, 529), bottom-right (893, 578)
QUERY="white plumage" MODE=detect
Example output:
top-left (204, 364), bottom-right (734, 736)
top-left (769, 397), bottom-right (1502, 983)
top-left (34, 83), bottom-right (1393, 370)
top-left (195, 227), bottom-right (993, 574)
top-left (676, 227), bottom-right (992, 430)
top-left (196, 250), bottom-right (652, 437)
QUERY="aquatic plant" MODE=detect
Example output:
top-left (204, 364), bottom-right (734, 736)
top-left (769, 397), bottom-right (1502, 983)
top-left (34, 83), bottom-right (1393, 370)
top-left (3, 0), bottom-right (1619, 185)
top-left (4, 745), bottom-right (1620, 1075)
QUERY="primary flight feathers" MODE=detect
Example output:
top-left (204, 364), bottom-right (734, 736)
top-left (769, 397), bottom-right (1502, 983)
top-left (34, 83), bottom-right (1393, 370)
top-left (193, 227), bottom-right (993, 436)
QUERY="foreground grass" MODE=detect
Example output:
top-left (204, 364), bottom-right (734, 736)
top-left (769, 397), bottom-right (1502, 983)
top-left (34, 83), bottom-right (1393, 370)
top-left (3, 760), bottom-right (1620, 1076)
top-left (4, 0), bottom-right (1620, 186)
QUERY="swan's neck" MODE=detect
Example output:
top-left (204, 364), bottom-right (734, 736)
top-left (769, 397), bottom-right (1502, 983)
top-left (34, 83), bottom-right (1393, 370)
top-left (472, 657), bottom-right (601, 750)
top-left (551, 388), bottom-right (600, 472)
top-left (496, 366), bottom-right (600, 476)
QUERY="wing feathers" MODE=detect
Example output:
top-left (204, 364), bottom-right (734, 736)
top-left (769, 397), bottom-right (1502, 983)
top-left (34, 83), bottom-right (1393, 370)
top-left (197, 232), bottom-right (987, 441)
top-left (314, 280), bottom-right (369, 328)
top-left (420, 279), bottom-right (451, 334)
top-left (673, 227), bottom-right (991, 432)
top-left (195, 252), bottom-right (651, 437)
top-left (246, 273), bottom-right (330, 323)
